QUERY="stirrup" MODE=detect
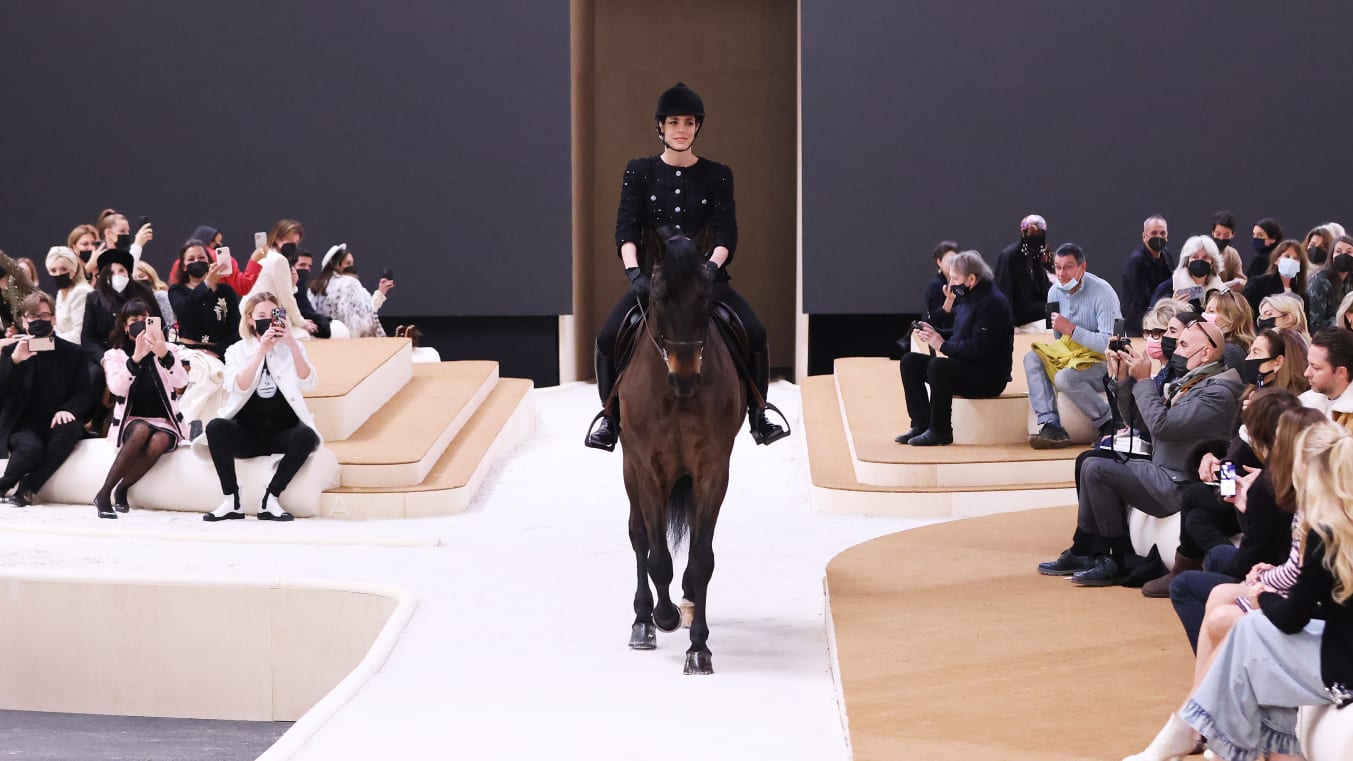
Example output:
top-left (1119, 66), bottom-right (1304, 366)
top-left (749, 402), bottom-right (791, 446)
top-left (584, 410), bottom-right (619, 452)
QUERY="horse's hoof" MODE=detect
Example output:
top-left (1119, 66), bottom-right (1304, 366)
top-left (628, 622), bottom-right (656, 650)
top-left (683, 651), bottom-right (713, 675)
top-left (653, 604), bottom-right (681, 633)
top-left (678, 598), bottom-right (694, 629)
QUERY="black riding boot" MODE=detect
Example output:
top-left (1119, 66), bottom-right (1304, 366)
top-left (748, 351), bottom-right (788, 445)
top-left (585, 350), bottom-right (621, 451)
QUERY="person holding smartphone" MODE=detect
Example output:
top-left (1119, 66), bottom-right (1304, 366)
top-left (1024, 243), bottom-right (1123, 449)
top-left (169, 239), bottom-right (240, 359)
top-left (95, 299), bottom-right (189, 518)
top-left (897, 250), bottom-right (1014, 446)
top-left (199, 292), bottom-right (320, 522)
top-left (307, 243), bottom-right (388, 338)
top-left (0, 292), bottom-right (92, 507)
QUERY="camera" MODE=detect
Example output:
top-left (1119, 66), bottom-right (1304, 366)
top-left (1108, 336), bottom-right (1131, 352)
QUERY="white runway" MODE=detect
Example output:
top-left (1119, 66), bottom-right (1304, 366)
top-left (0, 381), bottom-right (938, 760)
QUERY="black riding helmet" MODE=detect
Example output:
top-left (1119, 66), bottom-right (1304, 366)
top-left (654, 82), bottom-right (704, 123)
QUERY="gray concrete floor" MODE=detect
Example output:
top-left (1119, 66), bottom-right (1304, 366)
top-left (0, 710), bottom-right (291, 760)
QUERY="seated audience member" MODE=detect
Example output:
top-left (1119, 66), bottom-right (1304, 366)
top-left (1241, 328), bottom-right (1310, 394)
top-left (1335, 290), bottom-right (1353, 332)
top-left (1144, 388), bottom-right (1302, 598)
top-left (994, 214), bottom-right (1054, 332)
top-left (45, 246), bottom-right (92, 344)
top-left (923, 240), bottom-right (961, 320)
top-left (14, 258), bottom-right (39, 285)
top-left (200, 292), bottom-right (320, 523)
top-left (287, 252), bottom-right (330, 338)
top-left (1038, 319), bottom-right (1244, 586)
top-left (95, 300), bottom-right (189, 519)
top-left (1150, 235), bottom-right (1225, 310)
top-left (1303, 224), bottom-right (1338, 270)
top-left (0, 251), bottom-right (37, 332)
top-left (1120, 215), bottom-right (1172, 337)
top-left (0, 293), bottom-right (92, 506)
top-left (308, 243), bottom-right (391, 338)
top-left (1301, 328), bottom-right (1353, 431)
top-left (1306, 234), bottom-right (1353, 330)
top-left (1108, 305), bottom-right (1192, 451)
top-left (1244, 216), bottom-right (1283, 281)
top-left (67, 224), bottom-right (99, 273)
top-left (1203, 289), bottom-right (1254, 371)
top-left (897, 250), bottom-right (1013, 447)
top-left (1255, 293), bottom-right (1310, 340)
top-left (1123, 422), bottom-right (1353, 761)
top-left (168, 239), bottom-right (240, 359)
top-left (1205, 210), bottom-right (1247, 291)
top-left (1243, 239), bottom-right (1308, 315)
top-left (133, 260), bottom-right (176, 329)
top-left (94, 209), bottom-right (152, 264)
top-left (82, 248), bottom-right (162, 365)
top-left (1025, 243), bottom-right (1123, 448)
top-left (169, 225), bottom-right (260, 297)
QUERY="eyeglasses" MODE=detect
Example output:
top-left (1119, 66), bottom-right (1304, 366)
top-left (1143, 329), bottom-right (1166, 339)
top-left (1182, 318), bottom-right (1219, 348)
top-left (26, 312), bottom-right (54, 321)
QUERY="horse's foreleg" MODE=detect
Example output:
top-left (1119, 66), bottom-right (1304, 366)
top-left (683, 473), bottom-right (728, 676)
top-left (627, 498), bottom-right (656, 650)
top-left (646, 511), bottom-right (681, 634)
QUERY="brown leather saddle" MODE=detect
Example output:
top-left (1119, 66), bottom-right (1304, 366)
top-left (610, 300), bottom-right (752, 403)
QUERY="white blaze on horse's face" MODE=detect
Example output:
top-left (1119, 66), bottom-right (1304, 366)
top-left (663, 338), bottom-right (704, 398)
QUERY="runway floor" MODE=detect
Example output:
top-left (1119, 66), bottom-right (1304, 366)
top-left (0, 381), bottom-right (939, 760)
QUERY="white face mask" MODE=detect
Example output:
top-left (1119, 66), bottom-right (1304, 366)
top-left (1277, 257), bottom-right (1301, 279)
top-left (1055, 277), bottom-right (1080, 292)
top-left (110, 274), bottom-right (129, 293)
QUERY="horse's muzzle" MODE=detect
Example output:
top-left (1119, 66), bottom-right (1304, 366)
top-left (663, 339), bottom-right (704, 398)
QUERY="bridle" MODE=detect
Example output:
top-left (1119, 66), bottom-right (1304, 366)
top-left (637, 292), bottom-right (706, 366)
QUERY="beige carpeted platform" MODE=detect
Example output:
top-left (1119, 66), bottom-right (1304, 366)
top-left (302, 337), bottom-right (412, 399)
top-left (826, 506), bottom-right (1192, 761)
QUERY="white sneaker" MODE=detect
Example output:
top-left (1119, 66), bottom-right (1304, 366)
top-left (203, 494), bottom-right (244, 522)
top-left (257, 493), bottom-right (294, 522)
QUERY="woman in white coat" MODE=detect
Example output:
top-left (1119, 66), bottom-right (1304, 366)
top-left (200, 291), bottom-right (320, 522)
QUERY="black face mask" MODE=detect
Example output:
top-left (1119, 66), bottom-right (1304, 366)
top-left (1335, 254), bottom-right (1353, 274)
top-left (1187, 260), bottom-right (1213, 279)
top-left (1252, 237), bottom-right (1274, 254)
top-left (27, 319), bottom-right (53, 338)
top-left (185, 261), bottom-right (210, 279)
top-left (1147, 236), bottom-right (1166, 253)
top-left (1168, 350), bottom-right (1193, 375)
top-left (53, 273), bottom-right (73, 289)
top-left (950, 283), bottom-right (969, 298)
top-left (254, 318), bottom-right (273, 337)
top-left (127, 320), bottom-right (146, 338)
top-left (1022, 232), bottom-right (1046, 251)
top-left (1159, 335), bottom-right (1178, 362)
top-left (1211, 236), bottom-right (1232, 253)
top-left (1240, 357), bottom-right (1270, 386)
top-left (77, 250), bottom-right (92, 264)
top-left (295, 268), bottom-right (310, 288)
top-left (279, 242), bottom-right (297, 258)
top-left (116, 233), bottom-right (133, 250)
top-left (1256, 316), bottom-right (1277, 331)
top-left (1308, 246), bottom-right (1329, 266)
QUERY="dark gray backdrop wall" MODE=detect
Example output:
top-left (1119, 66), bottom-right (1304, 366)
top-left (0, 0), bottom-right (570, 317)
top-left (802, 1), bottom-right (1353, 315)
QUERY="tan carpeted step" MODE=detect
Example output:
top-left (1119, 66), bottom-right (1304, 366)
top-left (802, 375), bottom-right (1075, 517)
top-left (324, 361), bottom-right (499, 488)
top-left (826, 506), bottom-right (1192, 761)
top-left (320, 378), bottom-right (534, 519)
top-left (303, 338), bottom-right (414, 441)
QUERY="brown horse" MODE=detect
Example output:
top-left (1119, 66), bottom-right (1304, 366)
top-left (619, 233), bottom-right (743, 675)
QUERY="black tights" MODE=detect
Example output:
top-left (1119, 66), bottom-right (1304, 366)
top-left (98, 421), bottom-right (174, 502)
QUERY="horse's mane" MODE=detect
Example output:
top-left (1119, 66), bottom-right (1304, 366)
top-left (658, 233), bottom-right (704, 287)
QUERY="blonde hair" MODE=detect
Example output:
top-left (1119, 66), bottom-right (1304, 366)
top-left (96, 209), bottom-right (127, 244)
top-left (1295, 426), bottom-right (1353, 603)
top-left (238, 291), bottom-right (280, 341)
top-left (67, 224), bottom-right (98, 251)
top-left (1143, 298), bottom-right (1184, 333)
top-left (1335, 290), bottom-right (1353, 331)
top-left (133, 260), bottom-right (168, 292)
top-left (253, 219), bottom-right (305, 263)
top-left (1259, 292), bottom-right (1310, 339)
top-left (1206, 289), bottom-right (1255, 350)
top-left (45, 246), bottom-right (85, 284)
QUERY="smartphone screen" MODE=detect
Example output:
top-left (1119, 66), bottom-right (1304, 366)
top-left (1218, 460), bottom-right (1237, 498)
top-left (1044, 301), bottom-right (1058, 329)
top-left (254, 232), bottom-right (267, 252)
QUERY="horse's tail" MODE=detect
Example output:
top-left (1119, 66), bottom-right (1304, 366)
top-left (667, 474), bottom-right (692, 548)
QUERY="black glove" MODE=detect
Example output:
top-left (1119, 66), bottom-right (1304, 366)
top-left (703, 260), bottom-right (719, 280)
top-left (625, 267), bottom-right (650, 297)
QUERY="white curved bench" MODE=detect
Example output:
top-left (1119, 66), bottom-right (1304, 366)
top-left (1129, 509), bottom-right (1180, 569)
top-left (1299, 704), bottom-right (1353, 760)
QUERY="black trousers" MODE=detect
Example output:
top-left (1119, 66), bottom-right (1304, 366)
top-left (205, 418), bottom-right (319, 497)
top-left (1176, 481), bottom-right (1241, 560)
top-left (596, 281), bottom-right (768, 359)
top-left (2, 420), bottom-right (85, 492)
top-left (898, 352), bottom-right (1007, 434)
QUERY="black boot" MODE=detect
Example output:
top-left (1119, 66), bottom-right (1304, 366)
top-left (585, 350), bottom-right (621, 451)
top-left (747, 351), bottom-right (789, 446)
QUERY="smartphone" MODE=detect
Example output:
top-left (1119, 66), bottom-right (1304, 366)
top-left (1044, 301), bottom-right (1058, 329)
top-left (381, 267), bottom-right (395, 281)
top-left (136, 215), bottom-right (152, 232)
top-left (1218, 460), bottom-right (1237, 498)
top-left (1234, 595), bottom-right (1253, 613)
top-left (254, 231), bottom-right (268, 252)
top-left (271, 306), bottom-right (288, 327)
top-left (27, 336), bottom-right (55, 352)
top-left (145, 316), bottom-right (161, 335)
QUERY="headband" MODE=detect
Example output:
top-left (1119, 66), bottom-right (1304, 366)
top-left (322, 243), bottom-right (347, 270)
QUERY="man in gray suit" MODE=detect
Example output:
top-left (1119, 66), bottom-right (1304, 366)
top-left (1037, 319), bottom-right (1245, 586)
